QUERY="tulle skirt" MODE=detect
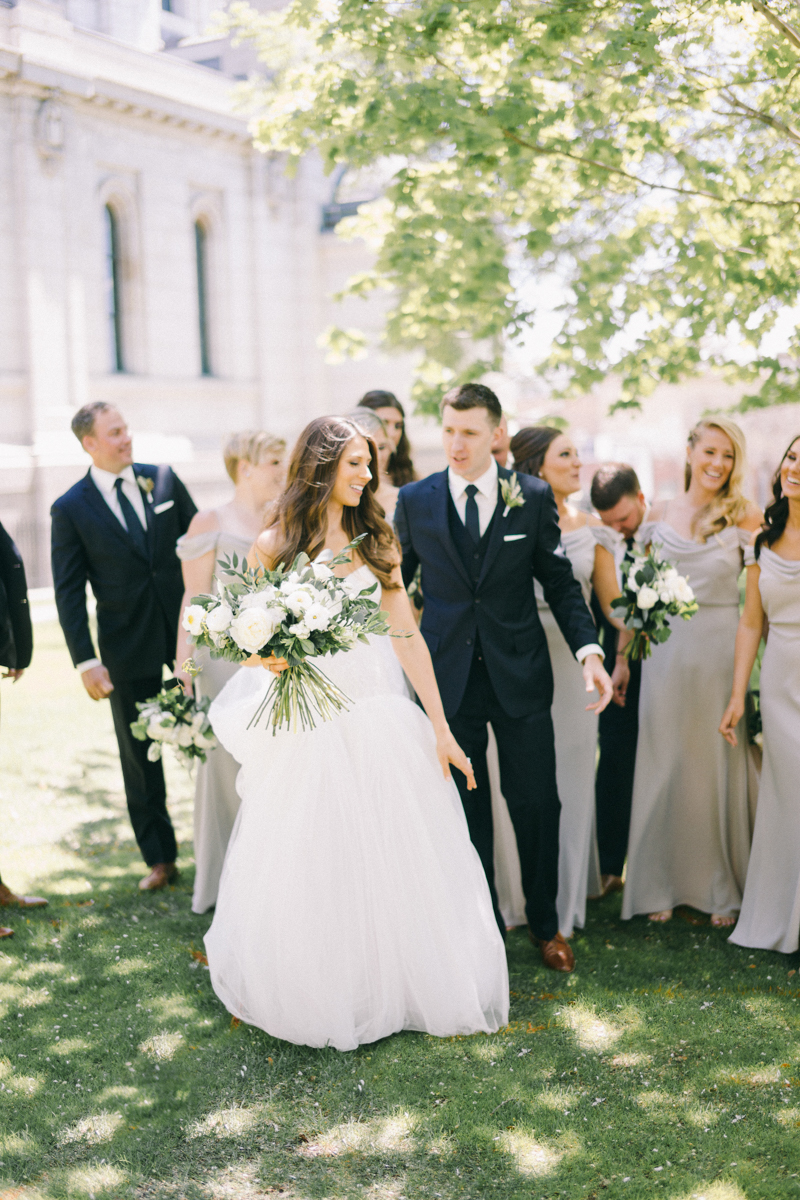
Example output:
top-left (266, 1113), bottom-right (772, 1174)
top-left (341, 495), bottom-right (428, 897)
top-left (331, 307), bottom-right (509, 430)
top-left (205, 638), bottom-right (509, 1051)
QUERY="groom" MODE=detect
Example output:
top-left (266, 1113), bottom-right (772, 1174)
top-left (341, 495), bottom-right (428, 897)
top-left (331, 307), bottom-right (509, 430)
top-left (395, 384), bottom-right (612, 972)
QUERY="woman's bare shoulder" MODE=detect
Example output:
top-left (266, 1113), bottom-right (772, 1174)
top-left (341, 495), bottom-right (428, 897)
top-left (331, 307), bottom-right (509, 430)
top-left (253, 527), bottom-right (279, 568)
top-left (185, 508), bottom-right (221, 538)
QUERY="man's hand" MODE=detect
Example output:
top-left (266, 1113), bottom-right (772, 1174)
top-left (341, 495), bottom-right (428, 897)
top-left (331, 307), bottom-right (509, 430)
top-left (610, 656), bottom-right (630, 707)
top-left (581, 654), bottom-right (613, 714)
top-left (81, 664), bottom-right (114, 701)
top-left (1, 668), bottom-right (24, 682)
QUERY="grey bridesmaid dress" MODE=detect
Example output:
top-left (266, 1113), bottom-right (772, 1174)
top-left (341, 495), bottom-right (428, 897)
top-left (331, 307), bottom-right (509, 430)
top-left (622, 522), bottom-right (753, 920)
top-left (176, 526), bottom-right (253, 914)
top-left (730, 546), bottom-right (800, 953)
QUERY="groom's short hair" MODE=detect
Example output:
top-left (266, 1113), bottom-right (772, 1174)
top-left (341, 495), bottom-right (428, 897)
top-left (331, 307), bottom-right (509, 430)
top-left (441, 383), bottom-right (502, 427)
top-left (590, 463), bottom-right (641, 511)
top-left (71, 401), bottom-right (113, 444)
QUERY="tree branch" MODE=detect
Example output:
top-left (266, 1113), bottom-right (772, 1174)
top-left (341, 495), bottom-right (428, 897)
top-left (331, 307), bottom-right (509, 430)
top-left (717, 88), bottom-right (800, 147)
top-left (750, 0), bottom-right (800, 52)
top-left (502, 129), bottom-right (800, 208)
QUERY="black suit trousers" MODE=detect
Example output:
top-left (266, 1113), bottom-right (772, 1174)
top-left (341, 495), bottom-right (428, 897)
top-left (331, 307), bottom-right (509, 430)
top-left (449, 650), bottom-right (561, 942)
top-left (594, 658), bottom-right (641, 877)
top-left (108, 674), bottom-right (178, 867)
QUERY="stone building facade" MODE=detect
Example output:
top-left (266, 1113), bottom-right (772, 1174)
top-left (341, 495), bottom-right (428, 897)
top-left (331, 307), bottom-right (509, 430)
top-left (0, 0), bottom-right (416, 583)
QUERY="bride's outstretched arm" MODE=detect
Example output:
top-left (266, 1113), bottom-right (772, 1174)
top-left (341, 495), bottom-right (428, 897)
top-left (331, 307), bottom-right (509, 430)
top-left (382, 564), bottom-right (477, 790)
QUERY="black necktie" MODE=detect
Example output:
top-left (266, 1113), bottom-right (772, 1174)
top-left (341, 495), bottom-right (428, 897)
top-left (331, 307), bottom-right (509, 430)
top-left (114, 477), bottom-right (148, 556)
top-left (464, 484), bottom-right (480, 545)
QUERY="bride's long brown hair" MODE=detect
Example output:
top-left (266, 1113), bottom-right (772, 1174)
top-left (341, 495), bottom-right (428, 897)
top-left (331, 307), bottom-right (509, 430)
top-left (263, 416), bottom-right (400, 590)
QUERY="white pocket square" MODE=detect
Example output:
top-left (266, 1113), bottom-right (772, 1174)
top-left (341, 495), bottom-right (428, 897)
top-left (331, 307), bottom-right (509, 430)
top-left (153, 500), bottom-right (174, 514)
top-left (503, 534), bottom-right (526, 542)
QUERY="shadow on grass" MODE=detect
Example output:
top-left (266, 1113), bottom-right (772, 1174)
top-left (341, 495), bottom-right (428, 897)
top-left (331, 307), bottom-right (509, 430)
top-left (1, 750), bottom-right (800, 1197)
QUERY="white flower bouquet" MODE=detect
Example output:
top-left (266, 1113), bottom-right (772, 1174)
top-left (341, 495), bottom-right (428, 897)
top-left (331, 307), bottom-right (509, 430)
top-left (130, 685), bottom-right (217, 765)
top-left (610, 545), bottom-right (698, 661)
top-left (182, 535), bottom-right (391, 734)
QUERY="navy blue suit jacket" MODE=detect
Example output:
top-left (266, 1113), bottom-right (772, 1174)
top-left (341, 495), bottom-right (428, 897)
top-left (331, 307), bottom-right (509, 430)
top-left (395, 467), bottom-right (598, 719)
top-left (50, 464), bottom-right (196, 681)
top-left (0, 521), bottom-right (32, 671)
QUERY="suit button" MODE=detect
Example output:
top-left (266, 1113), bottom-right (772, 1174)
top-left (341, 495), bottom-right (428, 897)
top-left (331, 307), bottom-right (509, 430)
top-left (466, 638), bottom-right (472, 646)
top-left (475, 598), bottom-right (481, 605)
top-left (473, 552), bottom-right (480, 559)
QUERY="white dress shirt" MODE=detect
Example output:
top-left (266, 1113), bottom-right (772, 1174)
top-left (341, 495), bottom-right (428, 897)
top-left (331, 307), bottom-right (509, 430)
top-left (90, 463), bottom-right (148, 531)
top-left (76, 465), bottom-right (148, 674)
top-left (448, 458), bottom-right (602, 664)
top-left (448, 459), bottom-right (499, 538)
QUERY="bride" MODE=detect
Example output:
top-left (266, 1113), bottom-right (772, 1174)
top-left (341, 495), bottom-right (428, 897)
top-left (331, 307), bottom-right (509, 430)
top-left (204, 416), bottom-right (509, 1051)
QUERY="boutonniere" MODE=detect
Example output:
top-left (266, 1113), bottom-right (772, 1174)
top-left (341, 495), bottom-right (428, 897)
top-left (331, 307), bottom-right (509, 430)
top-left (136, 475), bottom-right (155, 504)
top-left (500, 473), bottom-right (525, 518)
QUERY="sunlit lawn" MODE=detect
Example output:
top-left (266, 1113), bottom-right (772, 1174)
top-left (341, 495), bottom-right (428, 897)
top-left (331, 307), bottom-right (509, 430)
top-left (0, 622), bottom-right (799, 1199)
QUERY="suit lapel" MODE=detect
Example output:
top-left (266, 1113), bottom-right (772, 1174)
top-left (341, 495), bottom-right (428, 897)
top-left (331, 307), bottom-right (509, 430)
top-left (82, 473), bottom-right (148, 562)
top-left (477, 467), bottom-right (512, 588)
top-left (429, 473), bottom-right (472, 590)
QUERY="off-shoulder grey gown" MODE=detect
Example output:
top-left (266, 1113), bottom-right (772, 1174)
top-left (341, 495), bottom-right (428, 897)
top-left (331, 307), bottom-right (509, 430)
top-left (176, 526), bottom-right (253, 914)
top-left (622, 522), bottom-right (753, 920)
top-left (730, 546), bottom-right (800, 953)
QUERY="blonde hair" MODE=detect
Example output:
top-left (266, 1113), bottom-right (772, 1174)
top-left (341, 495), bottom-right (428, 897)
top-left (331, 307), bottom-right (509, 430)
top-left (223, 430), bottom-right (286, 483)
top-left (685, 417), bottom-right (749, 541)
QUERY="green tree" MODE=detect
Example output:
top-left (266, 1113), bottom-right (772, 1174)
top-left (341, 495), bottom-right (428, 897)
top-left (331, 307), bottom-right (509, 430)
top-left (223, 0), bottom-right (800, 413)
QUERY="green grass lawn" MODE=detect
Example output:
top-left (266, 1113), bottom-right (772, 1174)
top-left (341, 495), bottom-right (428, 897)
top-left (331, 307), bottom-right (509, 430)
top-left (0, 622), bottom-right (799, 1200)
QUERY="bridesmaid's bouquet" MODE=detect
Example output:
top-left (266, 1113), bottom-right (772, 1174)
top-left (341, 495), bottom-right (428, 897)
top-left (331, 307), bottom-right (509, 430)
top-left (181, 536), bottom-right (391, 734)
top-left (130, 685), bottom-right (217, 765)
top-left (611, 545), bottom-right (698, 661)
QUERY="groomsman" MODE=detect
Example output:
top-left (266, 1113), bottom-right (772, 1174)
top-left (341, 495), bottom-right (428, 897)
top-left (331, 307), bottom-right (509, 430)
top-left (590, 464), bottom-right (648, 896)
top-left (0, 521), bottom-right (47, 936)
top-left (396, 383), bottom-right (612, 972)
top-left (51, 404), bottom-right (196, 891)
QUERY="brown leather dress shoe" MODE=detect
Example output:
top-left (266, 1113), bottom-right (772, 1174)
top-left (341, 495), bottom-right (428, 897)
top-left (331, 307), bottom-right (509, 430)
top-left (0, 883), bottom-right (48, 908)
top-left (529, 930), bottom-right (575, 973)
top-left (0, 926), bottom-right (12, 938)
top-left (138, 863), bottom-right (178, 892)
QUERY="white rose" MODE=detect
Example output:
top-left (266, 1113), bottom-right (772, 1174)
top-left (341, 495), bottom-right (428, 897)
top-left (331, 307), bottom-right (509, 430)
top-left (675, 577), bottom-right (695, 604)
top-left (312, 562), bottom-right (334, 581)
top-left (196, 731), bottom-right (217, 750)
top-left (176, 724), bottom-right (195, 748)
top-left (289, 622), bottom-right (310, 639)
top-left (304, 602), bottom-right (331, 631)
top-left (147, 742), bottom-right (163, 762)
top-left (147, 717), bottom-right (168, 741)
top-left (637, 585), bottom-right (658, 611)
top-left (182, 604), bottom-right (206, 635)
top-left (286, 588), bottom-right (315, 617)
top-left (229, 606), bottom-right (281, 654)
top-left (279, 573), bottom-right (303, 594)
top-left (205, 602), bottom-right (233, 633)
top-left (239, 586), bottom-right (278, 609)
top-left (663, 567), bottom-right (679, 582)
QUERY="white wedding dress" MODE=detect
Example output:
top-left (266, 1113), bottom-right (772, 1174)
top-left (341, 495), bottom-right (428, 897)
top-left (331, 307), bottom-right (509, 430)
top-left (205, 565), bottom-right (509, 1051)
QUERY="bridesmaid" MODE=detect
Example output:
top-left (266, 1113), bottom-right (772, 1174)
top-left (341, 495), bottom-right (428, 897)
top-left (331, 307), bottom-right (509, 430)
top-left (491, 425), bottom-right (625, 938)
top-left (622, 418), bottom-right (762, 927)
top-left (358, 390), bottom-right (417, 487)
top-left (347, 409), bottom-right (399, 521)
top-left (175, 431), bottom-right (286, 914)
top-left (720, 435), bottom-right (800, 953)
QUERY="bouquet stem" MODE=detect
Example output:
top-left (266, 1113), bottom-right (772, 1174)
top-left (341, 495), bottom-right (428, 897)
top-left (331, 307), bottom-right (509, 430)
top-left (625, 631), bottom-right (652, 661)
top-left (248, 661), bottom-right (352, 735)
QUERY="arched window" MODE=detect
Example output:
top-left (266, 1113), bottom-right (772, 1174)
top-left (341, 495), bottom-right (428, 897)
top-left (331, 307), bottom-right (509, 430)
top-left (104, 204), bottom-right (124, 372)
top-left (194, 219), bottom-right (212, 376)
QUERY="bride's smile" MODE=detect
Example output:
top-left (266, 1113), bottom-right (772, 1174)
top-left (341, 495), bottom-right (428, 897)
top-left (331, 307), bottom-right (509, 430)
top-left (330, 437), bottom-right (373, 509)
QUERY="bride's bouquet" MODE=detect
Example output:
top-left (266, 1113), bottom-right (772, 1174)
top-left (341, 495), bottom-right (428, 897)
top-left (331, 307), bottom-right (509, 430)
top-left (130, 685), bottom-right (217, 765)
top-left (182, 536), bottom-right (391, 734)
top-left (611, 544), bottom-right (698, 661)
